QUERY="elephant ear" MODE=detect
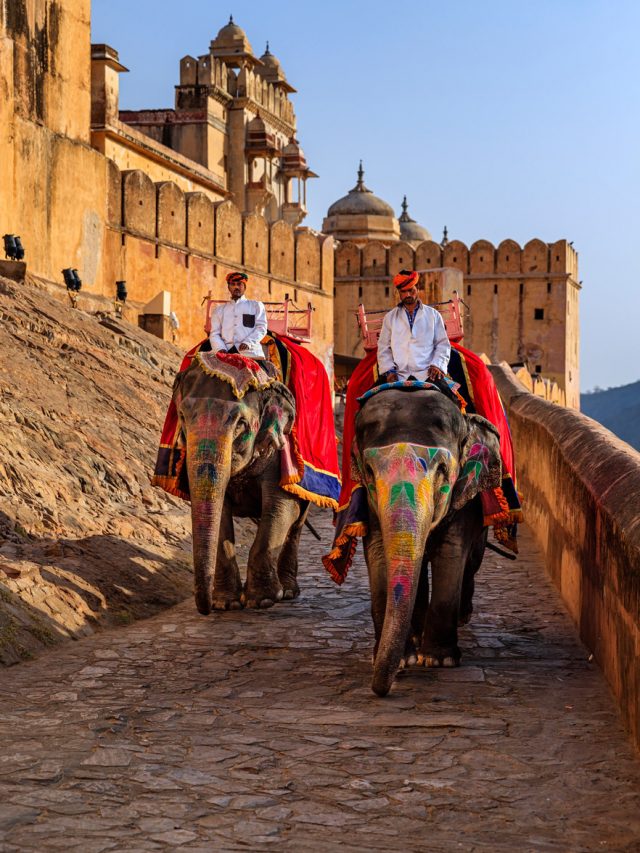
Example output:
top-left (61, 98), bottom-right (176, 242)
top-left (255, 382), bottom-right (296, 455)
top-left (451, 414), bottom-right (502, 510)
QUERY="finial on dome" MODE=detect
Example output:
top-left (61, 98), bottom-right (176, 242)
top-left (265, 40), bottom-right (270, 54)
top-left (441, 225), bottom-right (449, 247)
top-left (356, 161), bottom-right (364, 189)
top-left (401, 195), bottom-right (408, 215)
top-left (229, 14), bottom-right (234, 23)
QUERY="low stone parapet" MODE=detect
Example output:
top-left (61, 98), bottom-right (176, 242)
top-left (489, 363), bottom-right (640, 751)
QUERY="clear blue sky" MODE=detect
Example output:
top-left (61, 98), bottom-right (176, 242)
top-left (92, 0), bottom-right (640, 392)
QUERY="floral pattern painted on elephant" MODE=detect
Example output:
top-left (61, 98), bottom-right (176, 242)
top-left (458, 441), bottom-right (491, 495)
top-left (361, 443), bottom-right (458, 606)
top-left (186, 406), bottom-right (233, 528)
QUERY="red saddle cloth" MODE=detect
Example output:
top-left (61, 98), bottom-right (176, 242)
top-left (152, 340), bottom-right (340, 510)
top-left (323, 344), bottom-right (523, 585)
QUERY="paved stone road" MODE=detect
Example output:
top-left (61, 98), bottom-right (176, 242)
top-left (1, 512), bottom-right (639, 852)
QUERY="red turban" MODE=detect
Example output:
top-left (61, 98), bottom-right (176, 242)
top-left (226, 271), bottom-right (248, 285)
top-left (393, 269), bottom-right (419, 292)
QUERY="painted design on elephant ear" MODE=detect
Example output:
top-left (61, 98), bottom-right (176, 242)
top-left (459, 441), bottom-right (490, 491)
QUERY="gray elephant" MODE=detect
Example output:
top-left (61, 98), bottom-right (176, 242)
top-left (354, 388), bottom-right (501, 696)
top-left (171, 360), bottom-right (308, 614)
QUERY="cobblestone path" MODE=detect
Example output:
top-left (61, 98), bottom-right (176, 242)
top-left (1, 513), bottom-right (639, 852)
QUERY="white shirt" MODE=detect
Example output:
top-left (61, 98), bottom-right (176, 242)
top-left (209, 295), bottom-right (267, 359)
top-left (377, 301), bottom-right (451, 381)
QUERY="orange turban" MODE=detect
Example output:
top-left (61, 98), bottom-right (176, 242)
top-left (393, 269), bottom-right (419, 292)
top-left (226, 271), bottom-right (248, 285)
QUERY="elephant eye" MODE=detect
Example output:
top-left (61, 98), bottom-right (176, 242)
top-left (234, 419), bottom-right (249, 439)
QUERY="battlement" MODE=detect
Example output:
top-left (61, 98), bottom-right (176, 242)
top-left (109, 164), bottom-right (330, 288)
top-left (179, 55), bottom-right (295, 127)
top-left (335, 238), bottom-right (579, 282)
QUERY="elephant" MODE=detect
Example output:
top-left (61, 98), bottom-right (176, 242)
top-left (172, 360), bottom-right (309, 614)
top-left (354, 388), bottom-right (502, 696)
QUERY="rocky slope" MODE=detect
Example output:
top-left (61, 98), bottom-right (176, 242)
top-left (0, 275), bottom-right (203, 663)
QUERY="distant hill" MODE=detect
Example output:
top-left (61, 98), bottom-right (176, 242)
top-left (581, 381), bottom-right (640, 451)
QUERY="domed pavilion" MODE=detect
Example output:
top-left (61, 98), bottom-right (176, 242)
top-left (322, 163), bottom-right (400, 244)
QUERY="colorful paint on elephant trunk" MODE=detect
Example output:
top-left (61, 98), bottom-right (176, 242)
top-left (362, 443), bottom-right (458, 607)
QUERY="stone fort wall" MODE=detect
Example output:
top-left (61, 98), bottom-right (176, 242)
top-left (334, 237), bottom-right (580, 408)
top-left (0, 1), bottom-right (334, 369)
top-left (104, 166), bottom-right (334, 363)
top-left (490, 363), bottom-right (640, 751)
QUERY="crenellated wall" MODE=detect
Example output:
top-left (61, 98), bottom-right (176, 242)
top-left (102, 168), bottom-right (333, 365)
top-left (334, 237), bottom-right (580, 407)
top-left (490, 364), bottom-right (640, 751)
top-left (335, 237), bottom-right (579, 279)
top-left (0, 3), bottom-right (333, 372)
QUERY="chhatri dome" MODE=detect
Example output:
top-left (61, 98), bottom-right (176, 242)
top-left (398, 196), bottom-right (432, 245)
top-left (322, 163), bottom-right (400, 244)
top-left (257, 42), bottom-right (296, 92)
top-left (210, 16), bottom-right (257, 65)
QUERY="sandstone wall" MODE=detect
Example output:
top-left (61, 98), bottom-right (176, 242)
top-left (334, 237), bottom-right (580, 407)
top-left (0, 1), bottom-right (333, 376)
top-left (490, 364), bottom-right (640, 750)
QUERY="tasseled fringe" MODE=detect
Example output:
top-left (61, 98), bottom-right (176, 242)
top-left (494, 523), bottom-right (519, 554)
top-left (322, 536), bottom-right (358, 585)
top-left (195, 353), bottom-right (275, 400)
top-left (483, 485), bottom-right (514, 527)
top-left (150, 476), bottom-right (190, 502)
top-left (453, 387), bottom-right (468, 412)
top-left (281, 481), bottom-right (338, 511)
top-left (279, 426), bottom-right (340, 509)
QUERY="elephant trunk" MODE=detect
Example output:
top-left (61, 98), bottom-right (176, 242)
top-left (371, 504), bottom-right (433, 698)
top-left (186, 431), bottom-right (232, 615)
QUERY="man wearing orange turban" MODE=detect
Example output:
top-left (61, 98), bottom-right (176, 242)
top-left (377, 269), bottom-right (450, 383)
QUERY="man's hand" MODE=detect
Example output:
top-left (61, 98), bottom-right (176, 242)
top-left (385, 371), bottom-right (399, 383)
top-left (427, 365), bottom-right (444, 381)
top-left (238, 343), bottom-right (249, 352)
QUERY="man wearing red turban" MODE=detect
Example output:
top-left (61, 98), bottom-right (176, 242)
top-left (377, 269), bottom-right (450, 382)
top-left (209, 271), bottom-right (267, 359)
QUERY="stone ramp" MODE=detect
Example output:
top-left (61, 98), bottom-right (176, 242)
top-left (0, 516), bottom-right (639, 851)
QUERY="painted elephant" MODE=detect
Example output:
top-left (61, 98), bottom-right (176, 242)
top-left (354, 388), bottom-right (501, 696)
top-left (173, 361), bottom-right (308, 614)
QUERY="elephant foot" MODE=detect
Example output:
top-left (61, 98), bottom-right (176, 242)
top-left (211, 590), bottom-right (243, 611)
top-left (424, 655), bottom-right (458, 668)
top-left (277, 567), bottom-right (300, 601)
top-left (242, 583), bottom-right (284, 609)
top-left (280, 579), bottom-right (300, 600)
top-left (418, 643), bottom-right (461, 668)
top-left (404, 636), bottom-right (418, 667)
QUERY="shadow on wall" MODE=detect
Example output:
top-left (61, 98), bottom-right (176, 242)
top-left (0, 510), bottom-right (193, 665)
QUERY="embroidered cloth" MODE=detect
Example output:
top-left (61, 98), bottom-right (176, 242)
top-left (152, 337), bottom-right (340, 510)
top-left (322, 345), bottom-right (523, 585)
top-left (195, 350), bottom-right (274, 398)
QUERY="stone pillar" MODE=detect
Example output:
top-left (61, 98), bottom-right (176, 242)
top-left (90, 44), bottom-right (128, 128)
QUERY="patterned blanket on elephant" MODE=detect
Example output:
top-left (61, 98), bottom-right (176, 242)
top-left (195, 350), bottom-right (277, 397)
top-left (152, 338), bottom-right (340, 510)
top-left (322, 345), bottom-right (523, 585)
